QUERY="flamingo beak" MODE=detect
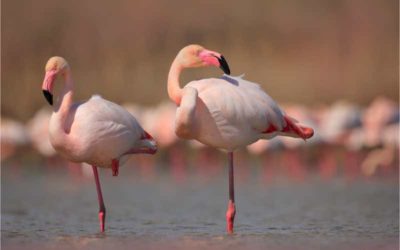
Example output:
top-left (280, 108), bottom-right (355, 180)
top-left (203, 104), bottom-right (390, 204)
top-left (218, 55), bottom-right (230, 75)
top-left (42, 90), bottom-right (53, 105)
top-left (42, 70), bottom-right (57, 105)
top-left (199, 50), bottom-right (231, 75)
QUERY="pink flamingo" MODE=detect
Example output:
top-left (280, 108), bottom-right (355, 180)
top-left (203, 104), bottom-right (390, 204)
top-left (41, 57), bottom-right (157, 232)
top-left (27, 107), bottom-right (57, 158)
top-left (1, 118), bottom-right (29, 161)
top-left (167, 45), bottom-right (314, 233)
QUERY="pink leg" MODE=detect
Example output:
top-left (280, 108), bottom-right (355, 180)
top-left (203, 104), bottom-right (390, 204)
top-left (226, 152), bottom-right (236, 234)
top-left (92, 166), bottom-right (106, 232)
top-left (112, 159), bottom-right (119, 176)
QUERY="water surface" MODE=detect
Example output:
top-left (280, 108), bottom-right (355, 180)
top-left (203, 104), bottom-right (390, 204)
top-left (2, 162), bottom-right (398, 249)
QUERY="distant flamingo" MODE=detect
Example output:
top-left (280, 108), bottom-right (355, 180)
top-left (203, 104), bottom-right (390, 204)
top-left (167, 44), bottom-right (314, 233)
top-left (27, 107), bottom-right (57, 158)
top-left (1, 118), bottom-right (30, 161)
top-left (41, 57), bottom-right (157, 232)
top-left (141, 102), bottom-right (178, 148)
top-left (319, 101), bottom-right (361, 145)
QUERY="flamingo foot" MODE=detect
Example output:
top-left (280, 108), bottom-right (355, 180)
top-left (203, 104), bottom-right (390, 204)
top-left (112, 159), bottom-right (119, 176)
top-left (98, 210), bottom-right (106, 232)
top-left (225, 200), bottom-right (236, 234)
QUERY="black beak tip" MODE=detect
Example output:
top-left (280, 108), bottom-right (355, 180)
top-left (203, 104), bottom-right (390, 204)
top-left (218, 55), bottom-right (231, 75)
top-left (42, 90), bottom-right (53, 105)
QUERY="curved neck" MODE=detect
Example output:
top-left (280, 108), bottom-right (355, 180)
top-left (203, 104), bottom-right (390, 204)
top-left (168, 57), bottom-right (184, 105)
top-left (53, 71), bottom-right (74, 134)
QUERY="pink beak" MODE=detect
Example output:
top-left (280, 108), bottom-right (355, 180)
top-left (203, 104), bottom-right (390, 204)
top-left (42, 70), bottom-right (57, 105)
top-left (199, 50), bottom-right (231, 75)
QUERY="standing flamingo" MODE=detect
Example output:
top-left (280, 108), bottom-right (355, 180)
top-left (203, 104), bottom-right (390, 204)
top-left (167, 45), bottom-right (314, 233)
top-left (41, 57), bottom-right (157, 232)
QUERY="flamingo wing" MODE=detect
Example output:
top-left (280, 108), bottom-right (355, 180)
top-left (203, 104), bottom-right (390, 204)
top-left (186, 75), bottom-right (313, 145)
top-left (187, 75), bottom-right (285, 132)
top-left (66, 95), bottom-right (146, 165)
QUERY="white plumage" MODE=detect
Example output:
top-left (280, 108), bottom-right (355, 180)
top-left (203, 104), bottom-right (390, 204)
top-left (49, 95), bottom-right (154, 167)
top-left (177, 75), bottom-right (286, 151)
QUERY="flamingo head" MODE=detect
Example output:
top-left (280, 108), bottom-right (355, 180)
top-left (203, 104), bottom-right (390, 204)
top-left (42, 56), bottom-right (70, 105)
top-left (177, 44), bottom-right (230, 75)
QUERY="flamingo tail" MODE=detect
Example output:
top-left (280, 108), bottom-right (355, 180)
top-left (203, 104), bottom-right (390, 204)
top-left (263, 115), bottom-right (314, 140)
top-left (282, 116), bottom-right (314, 139)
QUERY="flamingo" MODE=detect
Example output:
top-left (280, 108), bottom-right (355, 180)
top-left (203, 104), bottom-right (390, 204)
top-left (167, 44), bottom-right (314, 233)
top-left (1, 118), bottom-right (30, 161)
top-left (318, 100), bottom-right (361, 145)
top-left (41, 56), bottom-right (157, 232)
top-left (27, 107), bottom-right (57, 158)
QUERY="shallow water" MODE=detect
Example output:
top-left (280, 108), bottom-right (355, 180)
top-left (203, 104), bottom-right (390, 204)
top-left (1, 162), bottom-right (399, 250)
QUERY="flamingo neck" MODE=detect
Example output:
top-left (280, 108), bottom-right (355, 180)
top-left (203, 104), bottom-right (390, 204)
top-left (168, 57), bottom-right (184, 105)
top-left (53, 72), bottom-right (74, 134)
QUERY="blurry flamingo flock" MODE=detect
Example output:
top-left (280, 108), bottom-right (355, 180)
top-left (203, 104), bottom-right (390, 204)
top-left (2, 95), bottom-right (398, 179)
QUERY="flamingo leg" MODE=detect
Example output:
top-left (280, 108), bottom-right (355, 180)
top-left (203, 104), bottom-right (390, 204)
top-left (226, 152), bottom-right (236, 234)
top-left (92, 165), bottom-right (106, 232)
top-left (112, 159), bottom-right (119, 176)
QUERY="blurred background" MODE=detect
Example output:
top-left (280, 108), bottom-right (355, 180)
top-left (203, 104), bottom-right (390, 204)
top-left (2, 0), bottom-right (398, 119)
top-left (1, 0), bottom-right (399, 249)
